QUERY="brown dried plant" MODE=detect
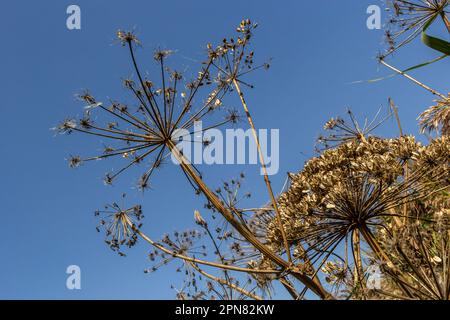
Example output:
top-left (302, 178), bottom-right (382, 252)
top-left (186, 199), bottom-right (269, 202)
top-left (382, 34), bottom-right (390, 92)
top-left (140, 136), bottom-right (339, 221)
top-left (59, 16), bottom-right (449, 300)
top-left (58, 20), bottom-right (332, 299)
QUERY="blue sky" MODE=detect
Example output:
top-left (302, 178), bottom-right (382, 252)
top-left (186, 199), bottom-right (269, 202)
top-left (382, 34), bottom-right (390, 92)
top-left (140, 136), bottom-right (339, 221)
top-left (0, 0), bottom-right (448, 299)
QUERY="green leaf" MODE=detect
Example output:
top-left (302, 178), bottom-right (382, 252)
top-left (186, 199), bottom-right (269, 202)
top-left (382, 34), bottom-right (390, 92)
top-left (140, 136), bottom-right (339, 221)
top-left (421, 13), bottom-right (450, 55)
top-left (422, 33), bottom-right (450, 55)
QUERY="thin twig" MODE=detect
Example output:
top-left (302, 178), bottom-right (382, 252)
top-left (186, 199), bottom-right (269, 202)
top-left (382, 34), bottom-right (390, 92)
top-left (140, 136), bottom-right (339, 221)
top-left (190, 263), bottom-right (263, 300)
top-left (232, 79), bottom-right (292, 263)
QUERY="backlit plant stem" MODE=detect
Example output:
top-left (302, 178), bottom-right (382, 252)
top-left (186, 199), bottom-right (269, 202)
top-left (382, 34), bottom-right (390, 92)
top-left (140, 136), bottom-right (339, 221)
top-left (132, 224), bottom-right (282, 275)
top-left (232, 79), bottom-right (292, 264)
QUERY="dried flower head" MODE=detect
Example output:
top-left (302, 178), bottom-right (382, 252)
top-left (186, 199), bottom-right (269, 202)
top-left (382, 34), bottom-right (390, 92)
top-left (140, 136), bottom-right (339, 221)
top-left (267, 135), bottom-right (448, 285)
top-left (153, 49), bottom-right (173, 61)
top-left (95, 197), bottom-right (144, 256)
top-left (205, 18), bottom-right (270, 91)
top-left (384, 0), bottom-right (449, 56)
top-left (58, 29), bottom-right (243, 189)
top-left (117, 30), bottom-right (141, 46)
top-left (68, 155), bottom-right (82, 168)
top-left (54, 118), bottom-right (76, 134)
top-left (317, 108), bottom-right (391, 151)
top-left (321, 260), bottom-right (352, 291)
top-left (419, 93), bottom-right (450, 136)
top-left (194, 210), bottom-right (208, 227)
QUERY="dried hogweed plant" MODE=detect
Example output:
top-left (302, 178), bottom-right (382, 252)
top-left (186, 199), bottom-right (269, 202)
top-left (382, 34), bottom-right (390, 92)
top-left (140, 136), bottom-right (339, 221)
top-left (58, 15), bottom-right (449, 299)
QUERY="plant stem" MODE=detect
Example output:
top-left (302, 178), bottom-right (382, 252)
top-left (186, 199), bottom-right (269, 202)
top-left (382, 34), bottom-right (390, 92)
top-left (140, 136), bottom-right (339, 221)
top-left (441, 12), bottom-right (450, 34)
top-left (388, 98), bottom-right (409, 223)
top-left (232, 79), bottom-right (292, 263)
top-left (190, 263), bottom-right (263, 300)
top-left (133, 226), bottom-right (281, 274)
top-left (359, 224), bottom-right (390, 264)
top-left (352, 230), bottom-right (364, 285)
top-left (380, 59), bottom-right (447, 100)
top-left (279, 277), bottom-right (301, 300)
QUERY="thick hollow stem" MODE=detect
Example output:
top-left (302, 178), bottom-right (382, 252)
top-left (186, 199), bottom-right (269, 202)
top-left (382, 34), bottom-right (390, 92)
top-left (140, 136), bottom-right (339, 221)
top-left (352, 230), bottom-right (364, 285)
top-left (359, 224), bottom-right (390, 265)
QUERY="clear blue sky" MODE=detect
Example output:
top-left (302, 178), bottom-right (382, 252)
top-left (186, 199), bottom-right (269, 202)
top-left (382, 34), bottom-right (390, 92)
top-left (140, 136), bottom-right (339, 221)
top-left (0, 0), bottom-right (448, 299)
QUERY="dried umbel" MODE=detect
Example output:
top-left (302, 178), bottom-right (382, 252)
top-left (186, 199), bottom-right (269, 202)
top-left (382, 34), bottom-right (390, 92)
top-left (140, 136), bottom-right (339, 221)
top-left (277, 137), bottom-right (415, 243)
top-left (279, 135), bottom-right (418, 219)
top-left (321, 260), bottom-right (354, 295)
top-left (56, 30), bottom-right (245, 191)
top-left (316, 109), bottom-right (391, 151)
top-left (384, 0), bottom-right (449, 56)
top-left (419, 94), bottom-right (450, 136)
top-left (95, 199), bottom-right (144, 256)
